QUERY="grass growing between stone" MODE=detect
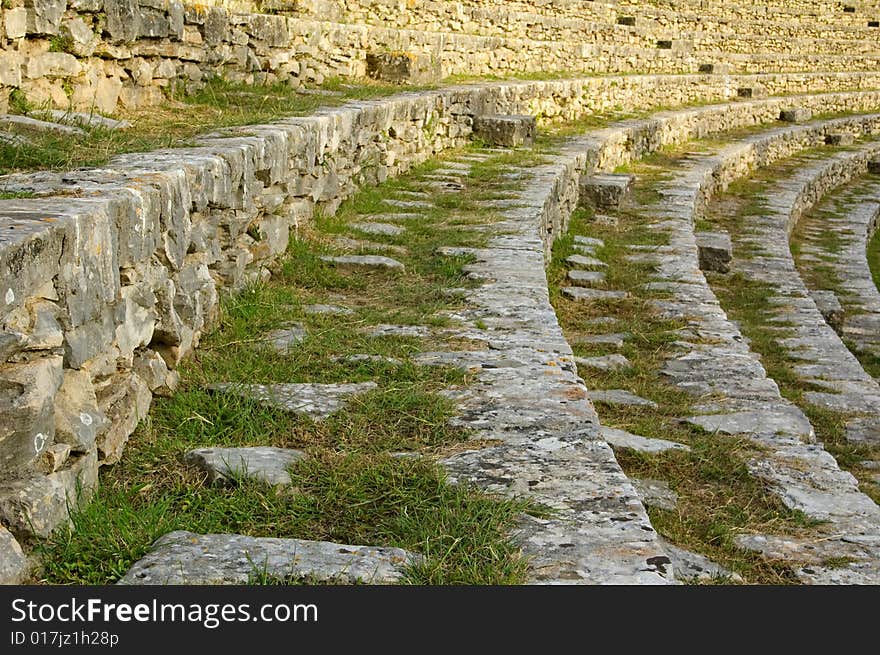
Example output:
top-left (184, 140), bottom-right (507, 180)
top-left (705, 164), bottom-right (880, 505)
top-left (0, 76), bottom-right (410, 175)
top-left (546, 172), bottom-right (814, 583)
top-left (36, 146), bottom-right (542, 585)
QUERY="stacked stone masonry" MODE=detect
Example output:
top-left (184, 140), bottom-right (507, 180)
top-left (3, 1), bottom-right (880, 113)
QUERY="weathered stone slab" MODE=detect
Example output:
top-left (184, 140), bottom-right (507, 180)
top-left (562, 287), bottom-right (627, 301)
top-left (366, 324), bottom-right (431, 338)
top-left (737, 85), bottom-right (768, 99)
top-left (331, 354), bottom-right (403, 366)
top-left (579, 173), bottom-right (634, 209)
top-left (698, 63), bottom-right (731, 75)
top-left (695, 231), bottom-right (732, 273)
top-left (601, 427), bottom-right (690, 454)
top-left (660, 539), bottom-right (742, 583)
top-left (184, 447), bottom-right (306, 486)
top-left (573, 354), bottom-right (630, 371)
top-left (589, 389), bottom-right (658, 409)
top-left (573, 235), bottom-right (604, 248)
top-left (472, 114), bottom-right (536, 148)
top-left (686, 409), bottom-right (813, 439)
top-left (33, 110), bottom-right (131, 130)
top-left (262, 324), bottom-right (306, 353)
top-left (365, 52), bottom-right (440, 85)
top-left (0, 114), bottom-right (85, 136)
top-left (0, 525), bottom-right (28, 584)
top-left (845, 417), bottom-right (880, 444)
top-left (570, 333), bottom-right (630, 348)
top-left (632, 478), bottom-right (678, 511)
top-left (565, 254), bottom-right (606, 268)
top-left (119, 531), bottom-right (421, 584)
top-left (350, 222), bottom-right (405, 236)
top-left (207, 382), bottom-right (377, 421)
top-left (303, 304), bottom-right (352, 316)
top-left (320, 255), bottom-right (405, 272)
top-left (382, 199), bottom-right (433, 210)
top-left (567, 270), bottom-right (605, 286)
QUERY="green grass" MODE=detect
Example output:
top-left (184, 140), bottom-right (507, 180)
top-left (868, 225), bottom-right (880, 292)
top-left (36, 145), bottom-right (544, 585)
top-left (546, 168), bottom-right (813, 584)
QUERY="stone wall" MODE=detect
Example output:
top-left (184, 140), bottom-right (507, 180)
top-left (3, 80), bottom-right (880, 578)
top-left (3, 1), bottom-right (880, 115)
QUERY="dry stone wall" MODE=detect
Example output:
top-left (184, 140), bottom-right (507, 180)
top-left (3, 1), bottom-right (880, 115)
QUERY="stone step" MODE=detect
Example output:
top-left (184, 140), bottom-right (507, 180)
top-left (567, 270), bottom-right (606, 286)
top-left (561, 287), bottom-right (627, 301)
top-left (573, 354), bottom-right (631, 371)
top-left (350, 222), bottom-right (406, 236)
top-left (565, 254), bottom-right (607, 268)
top-left (119, 531), bottom-right (421, 584)
top-left (589, 389), bottom-right (659, 408)
top-left (206, 382), bottom-right (378, 421)
top-left (32, 110), bottom-right (132, 131)
top-left (329, 237), bottom-right (408, 256)
top-left (570, 333), bottom-right (631, 348)
top-left (184, 447), bottom-right (306, 486)
top-left (320, 255), bottom-right (405, 272)
top-left (261, 324), bottom-right (306, 352)
top-left (383, 199), bottom-right (434, 210)
top-left (601, 426), bottom-right (690, 454)
top-left (632, 478), bottom-right (678, 511)
top-left (0, 114), bottom-right (86, 136)
top-left (303, 304), bottom-right (353, 316)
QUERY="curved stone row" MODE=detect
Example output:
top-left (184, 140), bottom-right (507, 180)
top-left (794, 178), bottom-right (880, 365)
top-left (607, 118), bottom-right (880, 583)
top-left (730, 146), bottom-right (880, 439)
top-left (4, 81), bottom-right (880, 582)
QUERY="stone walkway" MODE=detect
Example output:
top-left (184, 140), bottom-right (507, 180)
top-left (623, 128), bottom-right (880, 583)
top-left (794, 178), bottom-right (880, 365)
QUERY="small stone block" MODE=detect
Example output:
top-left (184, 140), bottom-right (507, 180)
top-left (698, 63), bottom-right (730, 75)
top-left (617, 16), bottom-right (636, 26)
top-left (472, 114), bottom-right (536, 148)
top-left (868, 158), bottom-right (880, 174)
top-left (365, 52), bottom-right (440, 85)
top-left (869, 21), bottom-right (880, 27)
top-left (825, 132), bottom-right (855, 146)
top-left (779, 108), bottom-right (812, 123)
top-left (737, 86), bottom-right (768, 99)
top-left (320, 255), bottom-right (405, 272)
top-left (184, 447), bottom-right (306, 486)
top-left (562, 287), bottom-right (627, 301)
top-left (695, 231), bottom-right (732, 273)
top-left (656, 40), bottom-right (673, 49)
top-left (579, 173), bottom-right (634, 209)
top-left (567, 270), bottom-right (605, 286)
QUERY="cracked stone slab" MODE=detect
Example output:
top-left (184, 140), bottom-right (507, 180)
top-left (303, 304), bottom-right (353, 316)
top-left (569, 333), bottom-right (630, 348)
top-left (574, 235), bottom-right (605, 248)
top-left (206, 382), bottom-right (378, 420)
top-left (119, 531), bottom-right (421, 584)
top-left (601, 427), bottom-right (690, 454)
top-left (331, 354), bottom-right (403, 366)
top-left (382, 199), bottom-right (433, 210)
top-left (184, 447), bottom-right (306, 486)
top-left (686, 410), bottom-right (814, 439)
top-left (589, 389), bottom-right (658, 408)
top-left (320, 255), bottom-right (405, 272)
top-left (365, 324), bottom-right (432, 338)
top-left (0, 114), bottom-right (86, 136)
top-left (660, 539), bottom-right (742, 583)
top-left (329, 237), bottom-right (408, 256)
top-left (573, 354), bottom-right (630, 371)
top-left (32, 110), bottom-right (132, 130)
top-left (262, 324), bottom-right (306, 352)
top-left (350, 222), bottom-right (405, 236)
top-left (562, 287), bottom-right (627, 301)
top-left (362, 212), bottom-right (423, 222)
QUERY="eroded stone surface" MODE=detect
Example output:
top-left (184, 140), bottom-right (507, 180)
top-left (573, 354), bottom-right (630, 371)
top-left (632, 479), bottom-right (678, 511)
top-left (119, 531), bottom-right (420, 584)
top-left (562, 287), bottom-right (627, 301)
top-left (589, 389), bottom-right (658, 408)
top-left (184, 447), bottom-right (306, 486)
top-left (0, 525), bottom-right (28, 584)
top-left (320, 255), bottom-right (405, 272)
top-left (262, 324), bottom-right (306, 352)
top-left (207, 382), bottom-right (377, 421)
top-left (601, 427), bottom-right (690, 454)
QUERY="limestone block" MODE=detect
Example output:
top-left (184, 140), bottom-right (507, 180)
top-left (61, 17), bottom-right (98, 57)
top-left (53, 368), bottom-right (106, 452)
top-left (24, 0), bottom-right (65, 36)
top-left (695, 231), bottom-right (732, 273)
top-left (779, 107), bottom-right (812, 123)
top-left (94, 372), bottom-right (151, 464)
top-left (698, 63), bottom-right (730, 75)
top-left (579, 173), bottom-right (634, 209)
top-left (472, 114), bottom-right (536, 147)
top-left (868, 158), bottom-right (880, 175)
top-left (36, 442), bottom-right (70, 474)
top-left (737, 85), bottom-right (768, 99)
top-left (184, 446), bottom-right (306, 486)
top-left (4, 7), bottom-right (28, 40)
top-left (138, 9), bottom-right (170, 39)
top-left (365, 52), bottom-right (441, 85)
top-left (104, 0), bottom-right (141, 43)
top-left (0, 52), bottom-right (22, 87)
top-left (132, 349), bottom-right (179, 397)
top-left (0, 449), bottom-right (98, 538)
top-left (0, 525), bottom-right (28, 584)
top-left (0, 356), bottom-right (63, 476)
